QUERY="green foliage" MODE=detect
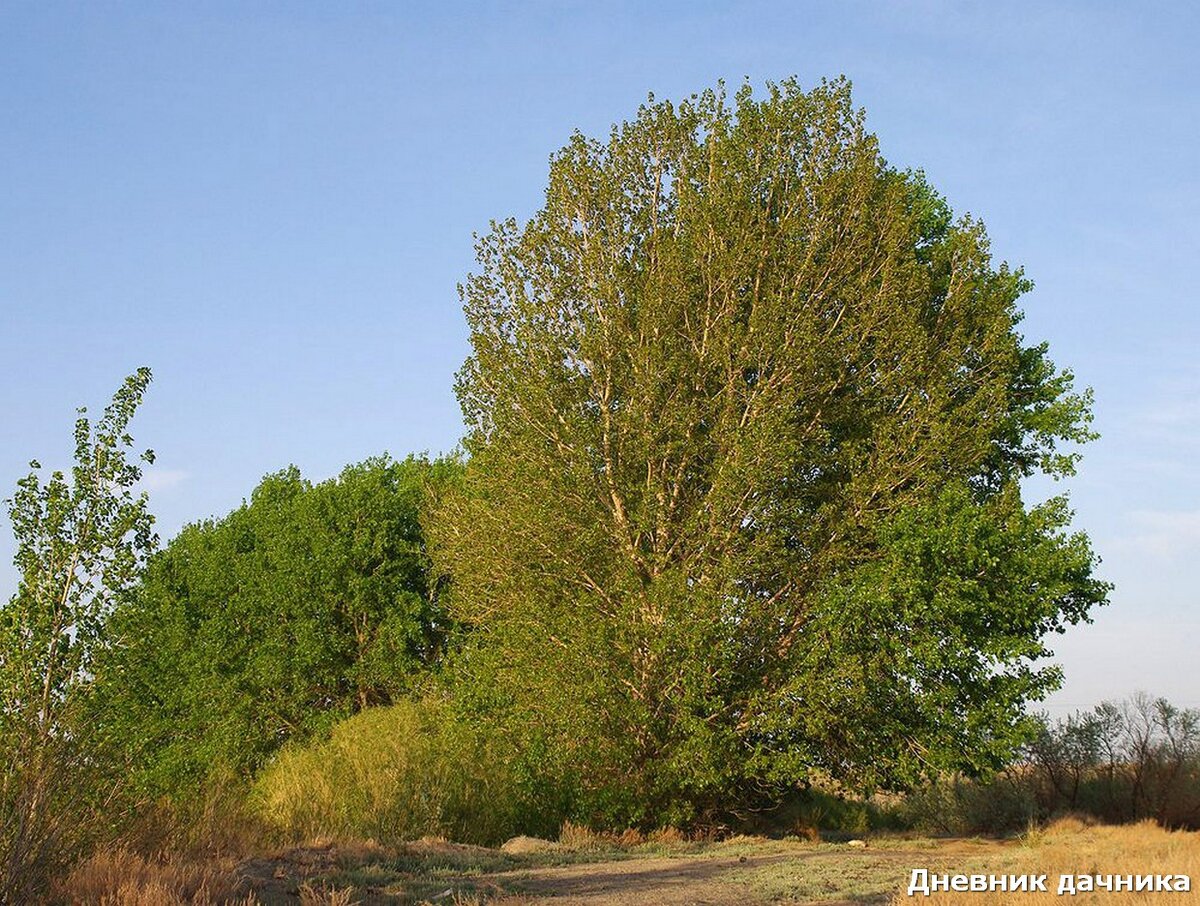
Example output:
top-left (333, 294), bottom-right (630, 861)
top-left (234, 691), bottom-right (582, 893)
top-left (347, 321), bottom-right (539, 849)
top-left (898, 773), bottom-right (1040, 836)
top-left (748, 484), bottom-right (1109, 790)
top-left (89, 454), bottom-right (460, 806)
top-left (431, 77), bottom-right (1109, 826)
top-left (744, 784), bottom-right (898, 838)
top-left (252, 697), bottom-right (538, 846)
top-left (0, 369), bottom-right (156, 902)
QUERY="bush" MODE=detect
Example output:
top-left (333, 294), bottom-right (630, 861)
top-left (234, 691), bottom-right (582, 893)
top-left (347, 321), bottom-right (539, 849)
top-left (898, 773), bottom-right (1038, 836)
top-left (112, 767), bottom-right (271, 860)
top-left (89, 455), bottom-right (460, 808)
top-left (251, 698), bottom-right (534, 846)
top-left (733, 783), bottom-right (907, 839)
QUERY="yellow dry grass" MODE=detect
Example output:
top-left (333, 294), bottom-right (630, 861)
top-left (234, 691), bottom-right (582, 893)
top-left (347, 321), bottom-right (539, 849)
top-left (55, 847), bottom-right (257, 905)
top-left (297, 881), bottom-right (357, 906)
top-left (893, 818), bottom-right (1200, 905)
top-left (555, 820), bottom-right (689, 851)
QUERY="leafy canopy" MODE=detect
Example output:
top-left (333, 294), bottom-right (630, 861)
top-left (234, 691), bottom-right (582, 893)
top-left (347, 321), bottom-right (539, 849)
top-left (90, 454), bottom-right (459, 802)
top-left (432, 78), bottom-right (1109, 825)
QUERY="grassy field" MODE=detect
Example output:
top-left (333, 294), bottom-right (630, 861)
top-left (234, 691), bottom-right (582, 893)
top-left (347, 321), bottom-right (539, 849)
top-left (56, 819), bottom-right (1199, 905)
top-left (892, 818), bottom-right (1200, 906)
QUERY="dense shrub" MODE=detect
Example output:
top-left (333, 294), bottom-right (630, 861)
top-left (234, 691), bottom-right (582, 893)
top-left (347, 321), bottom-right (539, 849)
top-left (897, 773), bottom-right (1039, 836)
top-left (87, 455), bottom-right (459, 807)
top-left (251, 698), bottom-right (550, 846)
top-left (737, 785), bottom-right (905, 838)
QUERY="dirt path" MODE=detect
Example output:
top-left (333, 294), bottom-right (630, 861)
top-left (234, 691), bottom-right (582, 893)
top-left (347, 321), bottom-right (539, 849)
top-left (497, 851), bottom-right (796, 905)
top-left (234, 838), bottom-right (995, 904)
top-left (493, 847), bottom-right (941, 905)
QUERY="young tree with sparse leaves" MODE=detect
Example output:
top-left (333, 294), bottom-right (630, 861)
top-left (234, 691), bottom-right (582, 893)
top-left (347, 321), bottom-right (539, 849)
top-left (431, 78), bottom-right (1110, 826)
top-left (0, 369), bottom-right (156, 901)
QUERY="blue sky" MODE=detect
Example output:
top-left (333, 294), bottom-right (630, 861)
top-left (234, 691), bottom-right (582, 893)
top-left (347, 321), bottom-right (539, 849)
top-left (2, 2), bottom-right (1196, 715)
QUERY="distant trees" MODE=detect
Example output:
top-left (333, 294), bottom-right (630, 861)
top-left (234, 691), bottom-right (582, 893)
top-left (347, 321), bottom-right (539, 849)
top-left (431, 78), bottom-right (1109, 825)
top-left (89, 454), bottom-right (459, 804)
top-left (903, 695), bottom-right (1200, 834)
top-left (1028, 695), bottom-right (1200, 828)
top-left (0, 369), bottom-right (156, 902)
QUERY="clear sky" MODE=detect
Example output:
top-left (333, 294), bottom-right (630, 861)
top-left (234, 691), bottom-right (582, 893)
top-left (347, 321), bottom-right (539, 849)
top-left (2, 2), bottom-right (1196, 716)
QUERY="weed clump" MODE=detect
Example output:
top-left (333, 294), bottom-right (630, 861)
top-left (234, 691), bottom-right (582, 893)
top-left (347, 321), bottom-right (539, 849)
top-left (251, 698), bottom-right (527, 846)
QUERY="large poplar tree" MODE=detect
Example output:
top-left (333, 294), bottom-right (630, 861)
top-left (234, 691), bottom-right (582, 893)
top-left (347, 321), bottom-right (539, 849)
top-left (432, 78), bottom-right (1108, 825)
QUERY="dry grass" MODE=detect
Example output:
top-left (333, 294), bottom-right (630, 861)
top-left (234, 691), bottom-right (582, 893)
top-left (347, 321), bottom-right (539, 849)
top-left (252, 701), bottom-right (522, 846)
top-left (556, 820), bottom-right (689, 851)
top-left (297, 881), bottom-right (357, 905)
top-left (891, 817), bottom-right (1200, 905)
top-left (55, 846), bottom-right (257, 905)
top-left (59, 817), bottom-right (1198, 904)
top-left (556, 821), bottom-right (618, 851)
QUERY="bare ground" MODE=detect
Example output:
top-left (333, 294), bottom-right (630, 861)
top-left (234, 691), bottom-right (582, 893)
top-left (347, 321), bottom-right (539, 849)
top-left (497, 850), bottom-right (857, 904)
top-left (232, 837), bottom-right (1008, 905)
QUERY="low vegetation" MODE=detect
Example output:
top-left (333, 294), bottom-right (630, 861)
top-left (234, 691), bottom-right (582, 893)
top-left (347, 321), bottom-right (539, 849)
top-left (891, 818), bottom-right (1200, 905)
top-left (902, 694), bottom-right (1200, 835)
top-left (54, 848), bottom-right (252, 906)
top-left (252, 699), bottom-right (531, 846)
top-left (54, 819), bottom-right (1200, 904)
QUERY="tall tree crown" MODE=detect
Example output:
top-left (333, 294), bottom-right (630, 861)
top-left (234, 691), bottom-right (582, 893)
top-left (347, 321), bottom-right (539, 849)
top-left (435, 78), bottom-right (1106, 822)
